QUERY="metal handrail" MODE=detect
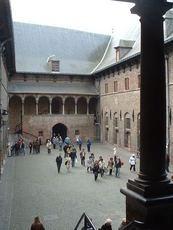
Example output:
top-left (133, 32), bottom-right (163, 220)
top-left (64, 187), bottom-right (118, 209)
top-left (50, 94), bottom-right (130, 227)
top-left (74, 213), bottom-right (96, 230)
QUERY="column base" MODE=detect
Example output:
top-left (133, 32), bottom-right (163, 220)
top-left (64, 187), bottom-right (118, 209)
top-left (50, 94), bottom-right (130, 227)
top-left (120, 179), bottom-right (173, 229)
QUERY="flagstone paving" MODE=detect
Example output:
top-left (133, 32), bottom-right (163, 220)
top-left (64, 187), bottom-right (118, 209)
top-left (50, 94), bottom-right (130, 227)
top-left (0, 142), bottom-right (159, 230)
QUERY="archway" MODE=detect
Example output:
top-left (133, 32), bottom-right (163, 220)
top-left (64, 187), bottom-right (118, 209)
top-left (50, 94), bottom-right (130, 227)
top-left (52, 123), bottom-right (67, 141)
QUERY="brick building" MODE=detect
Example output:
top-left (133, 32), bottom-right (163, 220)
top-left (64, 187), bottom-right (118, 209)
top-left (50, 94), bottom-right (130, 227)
top-left (1, 0), bottom-right (173, 164)
top-left (0, 0), bottom-right (15, 175)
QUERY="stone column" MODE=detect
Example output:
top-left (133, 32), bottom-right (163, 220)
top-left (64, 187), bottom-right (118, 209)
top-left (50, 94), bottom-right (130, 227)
top-left (62, 97), bottom-right (65, 115)
top-left (75, 97), bottom-right (78, 115)
top-left (87, 97), bottom-right (89, 115)
top-left (120, 1), bottom-right (173, 229)
top-left (49, 98), bottom-right (52, 115)
top-left (21, 97), bottom-right (24, 116)
top-left (36, 97), bottom-right (38, 115)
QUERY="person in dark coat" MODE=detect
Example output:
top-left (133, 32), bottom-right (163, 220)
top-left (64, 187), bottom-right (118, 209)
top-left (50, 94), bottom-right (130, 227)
top-left (30, 216), bottom-right (45, 230)
top-left (86, 138), bottom-right (91, 152)
top-left (29, 142), bottom-right (33, 154)
top-left (100, 218), bottom-right (112, 230)
top-left (56, 155), bottom-right (62, 173)
top-left (93, 160), bottom-right (100, 181)
top-left (70, 146), bottom-right (77, 167)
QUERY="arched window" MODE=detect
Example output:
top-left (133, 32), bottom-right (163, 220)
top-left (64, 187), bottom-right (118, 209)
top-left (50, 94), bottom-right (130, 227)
top-left (52, 97), bottom-right (63, 114)
top-left (77, 97), bottom-right (87, 114)
top-left (38, 96), bottom-right (49, 114)
top-left (64, 97), bottom-right (75, 114)
top-left (24, 96), bottom-right (36, 115)
top-left (89, 97), bottom-right (97, 114)
top-left (124, 113), bottom-right (131, 148)
top-left (113, 112), bottom-right (119, 144)
top-left (9, 96), bottom-right (22, 132)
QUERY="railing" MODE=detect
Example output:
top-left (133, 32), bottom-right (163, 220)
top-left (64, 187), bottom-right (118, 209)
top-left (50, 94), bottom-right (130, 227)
top-left (119, 220), bottom-right (147, 230)
top-left (74, 213), bottom-right (96, 230)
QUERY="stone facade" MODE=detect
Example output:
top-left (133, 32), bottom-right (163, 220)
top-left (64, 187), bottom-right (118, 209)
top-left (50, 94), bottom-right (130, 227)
top-left (8, 74), bottom-right (99, 143)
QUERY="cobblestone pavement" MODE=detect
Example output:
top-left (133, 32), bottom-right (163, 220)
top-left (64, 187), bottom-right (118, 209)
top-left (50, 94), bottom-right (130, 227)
top-left (0, 143), bottom-right (171, 230)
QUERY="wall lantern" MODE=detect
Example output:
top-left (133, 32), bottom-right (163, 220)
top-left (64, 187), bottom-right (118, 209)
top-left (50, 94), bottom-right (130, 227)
top-left (0, 110), bottom-right (8, 127)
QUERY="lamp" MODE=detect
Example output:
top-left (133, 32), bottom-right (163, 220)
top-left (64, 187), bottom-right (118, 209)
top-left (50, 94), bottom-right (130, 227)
top-left (0, 110), bottom-right (8, 127)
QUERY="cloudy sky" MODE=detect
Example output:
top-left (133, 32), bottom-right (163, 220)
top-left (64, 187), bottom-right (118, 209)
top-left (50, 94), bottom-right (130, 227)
top-left (10, 0), bottom-right (139, 36)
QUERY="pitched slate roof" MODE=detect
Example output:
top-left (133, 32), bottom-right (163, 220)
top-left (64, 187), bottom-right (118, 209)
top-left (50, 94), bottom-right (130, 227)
top-left (13, 22), bottom-right (111, 75)
top-left (93, 21), bottom-right (140, 73)
top-left (8, 81), bottom-right (98, 95)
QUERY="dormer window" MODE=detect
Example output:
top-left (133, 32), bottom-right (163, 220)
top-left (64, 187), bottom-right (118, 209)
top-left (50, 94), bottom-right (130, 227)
top-left (114, 40), bottom-right (135, 62)
top-left (47, 55), bottom-right (60, 73)
top-left (51, 60), bottom-right (60, 72)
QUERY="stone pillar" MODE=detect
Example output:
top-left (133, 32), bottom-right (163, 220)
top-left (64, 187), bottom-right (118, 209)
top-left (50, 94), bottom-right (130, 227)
top-left (49, 98), bottom-right (52, 115)
top-left (87, 97), bottom-right (89, 115)
top-left (120, 1), bottom-right (173, 229)
top-left (75, 97), bottom-right (78, 115)
top-left (36, 97), bottom-right (38, 115)
top-left (22, 97), bottom-right (24, 116)
top-left (62, 97), bottom-right (65, 115)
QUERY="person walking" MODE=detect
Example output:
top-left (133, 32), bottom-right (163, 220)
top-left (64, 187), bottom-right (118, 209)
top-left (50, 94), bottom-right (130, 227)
top-left (115, 156), bottom-right (122, 177)
top-left (70, 145), bottom-right (77, 167)
top-left (107, 157), bottom-right (114, 175)
top-left (78, 137), bottom-right (82, 151)
top-left (80, 148), bottom-right (86, 166)
top-left (93, 160), bottom-right (100, 181)
top-left (30, 216), bottom-right (45, 230)
top-left (129, 153), bottom-right (136, 172)
top-left (52, 136), bottom-right (56, 149)
top-left (86, 138), bottom-right (91, 152)
top-left (65, 155), bottom-right (71, 172)
top-left (29, 142), bottom-right (33, 154)
top-left (56, 154), bottom-right (62, 173)
top-left (46, 139), bottom-right (52, 154)
top-left (99, 218), bottom-right (112, 230)
top-left (58, 136), bottom-right (63, 151)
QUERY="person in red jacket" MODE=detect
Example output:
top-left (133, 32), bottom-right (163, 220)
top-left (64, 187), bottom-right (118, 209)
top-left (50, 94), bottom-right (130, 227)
top-left (30, 216), bottom-right (45, 230)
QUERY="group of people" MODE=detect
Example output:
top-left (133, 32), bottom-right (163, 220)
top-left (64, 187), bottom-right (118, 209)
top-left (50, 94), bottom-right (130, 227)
top-left (10, 138), bottom-right (26, 156)
top-left (87, 153), bottom-right (124, 181)
top-left (30, 216), bottom-right (113, 230)
top-left (46, 134), bottom-right (63, 154)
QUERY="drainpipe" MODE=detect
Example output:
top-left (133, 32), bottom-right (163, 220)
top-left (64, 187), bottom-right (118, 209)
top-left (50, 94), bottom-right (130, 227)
top-left (165, 54), bottom-right (170, 158)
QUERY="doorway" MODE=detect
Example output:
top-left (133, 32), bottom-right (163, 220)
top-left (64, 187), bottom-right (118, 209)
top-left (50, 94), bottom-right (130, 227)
top-left (52, 123), bottom-right (67, 141)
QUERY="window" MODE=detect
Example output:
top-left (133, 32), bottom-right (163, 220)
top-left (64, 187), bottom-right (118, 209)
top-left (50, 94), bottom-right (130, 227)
top-left (105, 112), bottom-right (109, 126)
top-left (38, 131), bottom-right (43, 136)
top-left (114, 81), bottom-right (118, 92)
top-left (75, 130), bottom-right (80, 135)
top-left (105, 83), bottom-right (108, 93)
top-left (115, 117), bottom-right (118, 127)
top-left (125, 78), bottom-right (129, 90)
top-left (125, 118), bottom-right (131, 129)
top-left (138, 74), bottom-right (141, 88)
top-left (51, 60), bottom-right (60, 72)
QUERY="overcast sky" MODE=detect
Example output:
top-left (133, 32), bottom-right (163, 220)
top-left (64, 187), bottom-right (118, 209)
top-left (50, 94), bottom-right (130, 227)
top-left (10, 0), bottom-right (139, 36)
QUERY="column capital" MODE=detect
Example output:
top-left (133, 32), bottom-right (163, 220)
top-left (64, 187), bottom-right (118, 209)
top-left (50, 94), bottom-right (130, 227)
top-left (131, 1), bottom-right (172, 17)
top-left (49, 97), bottom-right (52, 104)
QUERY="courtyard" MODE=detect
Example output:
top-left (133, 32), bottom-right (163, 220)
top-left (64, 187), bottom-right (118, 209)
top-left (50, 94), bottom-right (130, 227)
top-left (0, 143), bottom-right (142, 230)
